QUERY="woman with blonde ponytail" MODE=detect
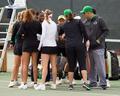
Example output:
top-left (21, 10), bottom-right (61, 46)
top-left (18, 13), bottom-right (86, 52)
top-left (36, 9), bottom-right (58, 91)
top-left (8, 11), bottom-right (25, 87)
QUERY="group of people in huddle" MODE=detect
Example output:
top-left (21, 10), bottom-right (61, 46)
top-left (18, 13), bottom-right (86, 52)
top-left (8, 5), bottom-right (109, 91)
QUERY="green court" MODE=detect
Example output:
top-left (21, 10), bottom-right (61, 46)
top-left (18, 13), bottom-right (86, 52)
top-left (0, 72), bottom-right (120, 96)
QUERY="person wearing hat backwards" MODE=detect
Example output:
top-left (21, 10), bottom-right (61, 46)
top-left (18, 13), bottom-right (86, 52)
top-left (57, 15), bottom-right (66, 57)
top-left (56, 15), bottom-right (66, 84)
top-left (59, 9), bottom-right (90, 90)
top-left (80, 6), bottom-right (109, 90)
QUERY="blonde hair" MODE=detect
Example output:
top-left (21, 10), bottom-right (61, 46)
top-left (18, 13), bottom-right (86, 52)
top-left (20, 11), bottom-right (25, 21)
top-left (16, 12), bottom-right (21, 21)
top-left (44, 9), bottom-right (53, 24)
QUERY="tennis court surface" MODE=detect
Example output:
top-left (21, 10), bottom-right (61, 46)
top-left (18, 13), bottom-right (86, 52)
top-left (0, 72), bottom-right (120, 96)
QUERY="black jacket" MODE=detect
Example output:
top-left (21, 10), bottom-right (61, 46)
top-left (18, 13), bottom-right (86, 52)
top-left (11, 21), bottom-right (22, 45)
top-left (84, 15), bottom-right (109, 49)
top-left (18, 20), bottom-right (42, 52)
top-left (60, 19), bottom-right (88, 47)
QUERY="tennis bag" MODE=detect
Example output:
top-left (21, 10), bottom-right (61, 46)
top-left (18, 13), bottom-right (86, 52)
top-left (107, 51), bottom-right (119, 80)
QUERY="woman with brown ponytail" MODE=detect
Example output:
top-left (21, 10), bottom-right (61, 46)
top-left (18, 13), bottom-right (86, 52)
top-left (18, 9), bottom-right (42, 90)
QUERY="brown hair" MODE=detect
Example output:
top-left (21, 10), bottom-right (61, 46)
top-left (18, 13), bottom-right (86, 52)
top-left (22, 9), bottom-right (33, 23)
top-left (44, 9), bottom-right (53, 24)
top-left (28, 8), bottom-right (39, 20)
top-left (38, 11), bottom-right (44, 22)
top-left (28, 8), bottom-right (36, 16)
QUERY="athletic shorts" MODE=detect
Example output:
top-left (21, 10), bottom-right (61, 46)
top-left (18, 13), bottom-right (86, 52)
top-left (41, 47), bottom-right (58, 54)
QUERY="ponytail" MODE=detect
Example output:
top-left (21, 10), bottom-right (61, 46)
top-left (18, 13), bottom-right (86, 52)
top-left (44, 9), bottom-right (53, 24)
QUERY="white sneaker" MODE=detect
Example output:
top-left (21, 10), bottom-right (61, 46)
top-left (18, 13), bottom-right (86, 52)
top-left (27, 82), bottom-right (34, 88)
top-left (51, 84), bottom-right (56, 90)
top-left (8, 81), bottom-right (20, 87)
top-left (34, 84), bottom-right (38, 89)
top-left (18, 83), bottom-right (28, 90)
top-left (64, 79), bottom-right (76, 85)
top-left (56, 79), bottom-right (62, 85)
top-left (65, 79), bottom-right (70, 84)
top-left (35, 84), bottom-right (46, 90)
top-left (8, 81), bottom-right (15, 87)
top-left (72, 79), bottom-right (76, 85)
top-left (106, 79), bottom-right (111, 88)
top-left (45, 81), bottom-right (51, 86)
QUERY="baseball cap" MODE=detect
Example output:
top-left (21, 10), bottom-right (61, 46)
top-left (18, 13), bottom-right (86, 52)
top-left (57, 15), bottom-right (66, 20)
top-left (74, 16), bottom-right (81, 19)
top-left (80, 6), bottom-right (93, 14)
top-left (64, 9), bottom-right (72, 16)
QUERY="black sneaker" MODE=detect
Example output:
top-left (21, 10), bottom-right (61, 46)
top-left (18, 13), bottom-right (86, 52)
top-left (83, 82), bottom-right (91, 91)
top-left (101, 85), bottom-right (107, 90)
top-left (89, 83), bottom-right (97, 88)
top-left (68, 84), bottom-right (73, 90)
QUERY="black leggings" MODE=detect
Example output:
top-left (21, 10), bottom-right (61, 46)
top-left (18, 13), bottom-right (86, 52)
top-left (66, 45), bottom-right (86, 72)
